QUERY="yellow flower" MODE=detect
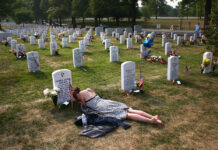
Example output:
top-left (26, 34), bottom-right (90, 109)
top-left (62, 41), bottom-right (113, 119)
top-left (203, 58), bottom-right (211, 67)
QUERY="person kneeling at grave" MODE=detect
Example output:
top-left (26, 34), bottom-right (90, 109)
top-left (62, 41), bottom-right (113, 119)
top-left (71, 87), bottom-right (164, 126)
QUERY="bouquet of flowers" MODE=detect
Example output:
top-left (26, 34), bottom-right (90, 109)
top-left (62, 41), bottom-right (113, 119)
top-left (203, 58), bottom-right (211, 67)
top-left (43, 88), bottom-right (60, 106)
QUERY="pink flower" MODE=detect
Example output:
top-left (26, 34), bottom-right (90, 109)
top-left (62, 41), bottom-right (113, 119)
top-left (43, 88), bottom-right (50, 96)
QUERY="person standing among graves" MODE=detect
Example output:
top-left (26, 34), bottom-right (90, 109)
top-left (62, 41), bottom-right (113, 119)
top-left (71, 87), bottom-right (164, 126)
top-left (195, 23), bottom-right (201, 38)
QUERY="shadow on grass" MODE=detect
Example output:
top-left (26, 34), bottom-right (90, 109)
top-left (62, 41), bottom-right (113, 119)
top-left (77, 66), bottom-right (96, 73)
top-left (181, 80), bottom-right (205, 90)
top-left (50, 102), bottom-right (82, 123)
top-left (29, 71), bottom-right (48, 80)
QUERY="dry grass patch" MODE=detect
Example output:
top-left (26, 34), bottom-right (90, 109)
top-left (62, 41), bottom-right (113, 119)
top-left (40, 55), bottom-right (73, 68)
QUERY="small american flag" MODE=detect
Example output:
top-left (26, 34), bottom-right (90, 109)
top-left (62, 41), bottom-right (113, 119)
top-left (138, 72), bottom-right (144, 89)
top-left (185, 66), bottom-right (190, 76)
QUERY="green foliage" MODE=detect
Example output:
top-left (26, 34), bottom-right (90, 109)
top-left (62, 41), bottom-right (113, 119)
top-left (47, 0), bottom-right (72, 19)
top-left (0, 0), bottom-right (16, 19)
top-left (140, 5), bottom-right (150, 19)
top-left (205, 2), bottom-right (218, 53)
top-left (13, 9), bottom-right (34, 24)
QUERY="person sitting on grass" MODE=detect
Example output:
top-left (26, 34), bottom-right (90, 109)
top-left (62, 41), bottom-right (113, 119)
top-left (71, 87), bottom-right (164, 127)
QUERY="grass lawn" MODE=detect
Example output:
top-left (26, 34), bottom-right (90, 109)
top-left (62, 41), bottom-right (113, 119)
top-left (0, 29), bottom-right (217, 150)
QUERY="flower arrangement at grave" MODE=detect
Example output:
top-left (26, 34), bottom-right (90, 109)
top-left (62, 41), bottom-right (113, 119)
top-left (53, 46), bottom-right (58, 55)
top-left (201, 35), bottom-right (206, 44)
top-left (16, 51), bottom-right (26, 59)
top-left (43, 88), bottom-right (60, 106)
top-left (1, 40), bottom-right (9, 46)
top-left (182, 40), bottom-right (187, 46)
top-left (21, 37), bottom-right (27, 42)
top-left (168, 49), bottom-right (178, 57)
top-left (145, 56), bottom-right (166, 64)
top-left (124, 73), bottom-right (144, 96)
top-left (9, 49), bottom-right (17, 56)
top-left (34, 32), bottom-right (39, 39)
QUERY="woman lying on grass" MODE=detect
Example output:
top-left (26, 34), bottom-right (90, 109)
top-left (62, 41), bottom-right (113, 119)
top-left (71, 87), bottom-right (164, 127)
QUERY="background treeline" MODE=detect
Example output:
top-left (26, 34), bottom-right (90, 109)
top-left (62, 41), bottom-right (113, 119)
top-left (0, 0), bottom-right (214, 27)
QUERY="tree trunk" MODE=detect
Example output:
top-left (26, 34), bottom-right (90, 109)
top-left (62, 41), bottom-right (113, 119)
top-left (116, 17), bottom-right (120, 26)
top-left (59, 17), bottom-right (62, 26)
top-left (108, 17), bottom-right (109, 23)
top-left (0, 23), bottom-right (2, 31)
top-left (94, 17), bottom-right (98, 27)
top-left (204, 0), bottom-right (212, 30)
top-left (131, 0), bottom-right (137, 31)
top-left (71, 17), bottom-right (76, 28)
top-left (49, 19), bottom-right (52, 26)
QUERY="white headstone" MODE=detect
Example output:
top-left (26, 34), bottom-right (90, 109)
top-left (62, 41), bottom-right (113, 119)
top-left (193, 33), bottom-right (197, 40)
top-left (30, 36), bottom-right (36, 45)
top-left (105, 39), bottom-right (111, 50)
top-left (115, 33), bottom-right (120, 40)
top-left (134, 25), bottom-right (142, 33)
top-left (140, 44), bottom-right (150, 58)
top-left (177, 36), bottom-right (181, 45)
top-left (27, 51), bottom-right (40, 72)
top-left (125, 28), bottom-right (132, 33)
top-left (202, 52), bottom-right (213, 74)
top-left (184, 33), bottom-right (188, 40)
top-left (106, 28), bottom-right (113, 36)
top-left (115, 28), bottom-right (123, 34)
top-left (79, 40), bottom-right (86, 52)
top-left (73, 48), bottom-right (83, 68)
top-left (121, 61), bottom-right (136, 91)
top-left (95, 27), bottom-right (103, 36)
top-left (167, 56), bottom-right (179, 81)
top-left (38, 39), bottom-right (45, 49)
top-left (120, 35), bottom-right (125, 44)
top-left (128, 33), bottom-right (132, 38)
top-left (110, 46), bottom-right (119, 62)
top-left (52, 69), bottom-right (72, 104)
top-left (50, 35), bottom-right (56, 42)
top-left (127, 38), bottom-right (133, 49)
top-left (112, 31), bottom-right (116, 37)
top-left (69, 35), bottom-right (74, 43)
top-left (173, 34), bottom-right (177, 41)
top-left (162, 36), bottom-right (167, 47)
top-left (123, 31), bottom-right (127, 38)
top-left (165, 42), bottom-right (172, 56)
top-left (16, 44), bottom-right (25, 56)
top-left (190, 36), bottom-right (194, 41)
top-left (170, 32), bottom-right (173, 38)
top-left (11, 40), bottom-right (17, 50)
top-left (7, 37), bottom-right (12, 46)
top-left (50, 42), bottom-right (58, 55)
top-left (73, 33), bottom-right (77, 39)
top-left (62, 38), bottom-right (68, 47)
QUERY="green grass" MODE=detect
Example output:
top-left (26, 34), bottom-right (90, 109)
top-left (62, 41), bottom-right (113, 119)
top-left (0, 29), bottom-right (217, 150)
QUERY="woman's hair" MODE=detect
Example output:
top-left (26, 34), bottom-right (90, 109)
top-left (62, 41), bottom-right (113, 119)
top-left (72, 87), bottom-right (80, 100)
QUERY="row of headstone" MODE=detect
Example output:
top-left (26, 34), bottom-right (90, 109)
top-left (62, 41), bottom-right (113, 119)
top-left (73, 28), bottom-right (93, 67)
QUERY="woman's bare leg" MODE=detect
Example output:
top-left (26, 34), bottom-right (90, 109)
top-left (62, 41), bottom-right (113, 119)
top-left (127, 113), bottom-right (156, 124)
top-left (127, 109), bottom-right (158, 119)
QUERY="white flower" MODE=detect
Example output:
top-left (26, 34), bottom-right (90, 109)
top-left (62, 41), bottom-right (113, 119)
top-left (43, 88), bottom-right (50, 96)
top-left (51, 91), bottom-right (57, 96)
top-left (54, 87), bottom-right (60, 92)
